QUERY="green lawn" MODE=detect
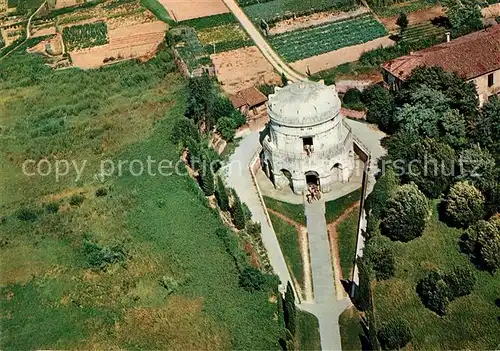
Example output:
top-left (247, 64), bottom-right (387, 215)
top-left (297, 310), bottom-right (321, 350)
top-left (264, 196), bottom-right (306, 225)
top-left (336, 209), bottom-right (359, 280)
top-left (339, 306), bottom-right (364, 351)
top-left (325, 188), bottom-right (361, 223)
top-left (0, 39), bottom-right (282, 350)
top-left (269, 212), bottom-right (304, 286)
top-left (373, 203), bottom-right (500, 349)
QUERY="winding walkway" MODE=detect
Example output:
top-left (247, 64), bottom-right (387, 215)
top-left (220, 0), bottom-right (306, 82)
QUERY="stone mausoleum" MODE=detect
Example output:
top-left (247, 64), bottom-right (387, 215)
top-left (261, 80), bottom-right (355, 194)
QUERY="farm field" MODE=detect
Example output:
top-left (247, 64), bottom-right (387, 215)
top-left (210, 45), bottom-right (280, 94)
top-left (54, 0), bottom-right (85, 9)
top-left (269, 14), bottom-right (388, 62)
top-left (0, 39), bottom-right (282, 350)
top-left (373, 203), bottom-right (500, 349)
top-left (378, 5), bottom-right (445, 31)
top-left (70, 21), bottom-right (166, 68)
top-left (158, 0), bottom-right (229, 21)
top-left (243, 0), bottom-right (358, 24)
top-left (400, 21), bottom-right (445, 45)
top-left (62, 21), bottom-right (109, 51)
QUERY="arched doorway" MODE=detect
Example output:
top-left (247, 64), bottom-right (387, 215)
top-left (280, 169), bottom-right (293, 191)
top-left (305, 170), bottom-right (320, 186)
top-left (331, 163), bottom-right (341, 181)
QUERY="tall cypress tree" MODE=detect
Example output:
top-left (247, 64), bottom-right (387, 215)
top-left (284, 282), bottom-right (297, 336)
top-left (200, 165), bottom-right (214, 196)
top-left (230, 189), bottom-right (246, 229)
top-left (215, 176), bottom-right (229, 211)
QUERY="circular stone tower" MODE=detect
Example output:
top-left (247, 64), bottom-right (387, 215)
top-left (261, 80), bottom-right (354, 194)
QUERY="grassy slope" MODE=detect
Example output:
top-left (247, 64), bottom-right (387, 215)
top-left (268, 212), bottom-right (304, 286)
top-left (336, 209), bottom-right (359, 280)
top-left (325, 188), bottom-right (361, 223)
top-left (297, 310), bottom-right (321, 351)
top-left (373, 203), bottom-right (500, 349)
top-left (264, 196), bottom-right (306, 226)
top-left (0, 42), bottom-right (281, 350)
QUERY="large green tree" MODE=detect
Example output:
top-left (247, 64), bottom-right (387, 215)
top-left (230, 188), bottom-right (246, 230)
top-left (215, 176), bottom-right (229, 211)
top-left (462, 218), bottom-right (500, 272)
top-left (446, 0), bottom-right (483, 36)
top-left (381, 183), bottom-right (429, 242)
top-left (472, 97), bottom-right (500, 160)
top-left (363, 235), bottom-right (396, 280)
top-left (362, 84), bottom-right (395, 131)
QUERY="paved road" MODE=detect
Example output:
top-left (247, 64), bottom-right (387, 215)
top-left (225, 132), bottom-right (292, 288)
top-left (220, 0), bottom-right (306, 82)
top-left (302, 199), bottom-right (350, 351)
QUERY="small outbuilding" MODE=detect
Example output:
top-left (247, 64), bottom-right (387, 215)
top-left (230, 87), bottom-right (267, 119)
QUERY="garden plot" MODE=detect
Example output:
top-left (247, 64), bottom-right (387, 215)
top-left (269, 14), bottom-right (388, 62)
top-left (197, 23), bottom-right (252, 53)
top-left (62, 21), bottom-right (109, 51)
top-left (158, 0), bottom-right (229, 21)
top-left (70, 21), bottom-right (166, 68)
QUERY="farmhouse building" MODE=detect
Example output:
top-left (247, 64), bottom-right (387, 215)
top-left (261, 80), bottom-right (355, 194)
top-left (230, 87), bottom-right (267, 119)
top-left (382, 24), bottom-right (500, 105)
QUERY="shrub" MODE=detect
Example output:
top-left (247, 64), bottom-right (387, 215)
top-left (200, 165), bottom-right (214, 196)
top-left (239, 266), bottom-right (266, 292)
top-left (363, 235), bottom-right (395, 280)
top-left (16, 207), bottom-right (38, 222)
top-left (444, 266), bottom-right (476, 299)
top-left (362, 84), bottom-right (395, 131)
top-left (462, 218), bottom-right (500, 272)
top-left (69, 194), bottom-right (85, 206)
top-left (444, 181), bottom-right (485, 228)
top-left (377, 318), bottom-right (412, 350)
top-left (365, 166), bottom-right (399, 218)
top-left (45, 202), bottom-right (59, 213)
top-left (246, 221), bottom-right (261, 237)
top-left (416, 271), bottom-right (450, 315)
top-left (381, 183), bottom-right (429, 242)
top-left (83, 240), bottom-right (126, 270)
top-left (343, 88), bottom-right (363, 106)
top-left (215, 227), bottom-right (247, 270)
top-left (95, 187), bottom-right (107, 197)
top-left (171, 117), bottom-right (200, 147)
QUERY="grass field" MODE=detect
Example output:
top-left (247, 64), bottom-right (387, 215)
top-left (269, 14), bottom-right (387, 62)
top-left (244, 0), bottom-right (357, 23)
top-left (269, 212), bottom-right (304, 287)
top-left (297, 310), bottom-right (322, 350)
top-left (0, 39), bottom-right (282, 350)
top-left (263, 196), bottom-right (306, 225)
top-left (336, 208), bottom-right (359, 279)
top-left (373, 0), bottom-right (435, 18)
top-left (372, 202), bottom-right (500, 349)
top-left (325, 188), bottom-right (361, 223)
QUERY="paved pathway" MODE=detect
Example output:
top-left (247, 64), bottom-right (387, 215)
top-left (302, 199), bottom-right (350, 351)
top-left (220, 0), bottom-right (306, 82)
top-left (225, 132), bottom-right (292, 288)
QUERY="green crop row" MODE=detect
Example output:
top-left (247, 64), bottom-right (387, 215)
top-left (243, 0), bottom-right (358, 24)
top-left (400, 22), bottom-right (445, 44)
top-left (178, 13), bottom-right (237, 30)
top-left (237, 0), bottom-right (273, 6)
top-left (62, 21), bottom-right (109, 52)
top-left (269, 14), bottom-right (387, 62)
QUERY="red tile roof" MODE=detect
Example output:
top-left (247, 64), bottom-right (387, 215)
top-left (230, 87), bottom-right (267, 108)
top-left (382, 25), bottom-right (500, 81)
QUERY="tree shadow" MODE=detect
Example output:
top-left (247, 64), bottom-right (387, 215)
top-left (431, 16), bottom-right (451, 28)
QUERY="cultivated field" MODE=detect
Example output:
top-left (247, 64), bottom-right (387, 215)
top-left (62, 21), bottom-right (109, 51)
top-left (70, 21), bottom-right (166, 69)
top-left (269, 14), bottom-right (388, 62)
top-left (243, 0), bottom-right (358, 23)
top-left (54, 0), bottom-right (84, 9)
top-left (211, 45), bottom-right (280, 94)
top-left (159, 0), bottom-right (229, 21)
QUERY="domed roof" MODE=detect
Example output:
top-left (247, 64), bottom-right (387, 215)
top-left (268, 80), bottom-right (341, 127)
